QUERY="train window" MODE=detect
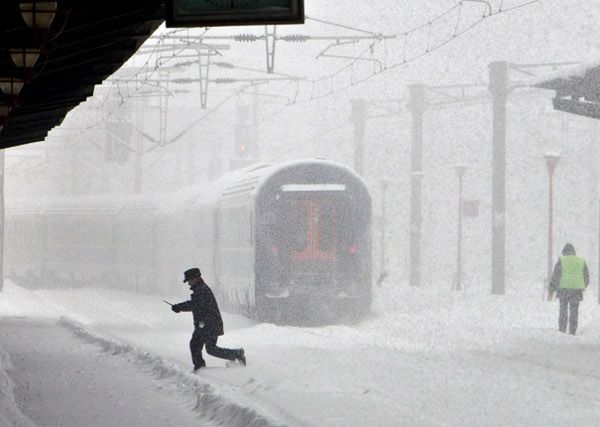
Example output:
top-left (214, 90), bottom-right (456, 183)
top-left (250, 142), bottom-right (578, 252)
top-left (219, 204), bottom-right (253, 248)
top-left (288, 200), bottom-right (308, 252)
top-left (317, 201), bottom-right (336, 252)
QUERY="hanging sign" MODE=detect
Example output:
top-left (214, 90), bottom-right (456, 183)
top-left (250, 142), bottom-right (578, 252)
top-left (166, 0), bottom-right (305, 27)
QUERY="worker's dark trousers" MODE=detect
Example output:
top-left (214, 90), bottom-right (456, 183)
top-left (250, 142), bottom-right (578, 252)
top-left (190, 329), bottom-right (239, 369)
top-left (558, 298), bottom-right (580, 335)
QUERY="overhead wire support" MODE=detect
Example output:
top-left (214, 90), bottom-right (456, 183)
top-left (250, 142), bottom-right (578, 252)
top-left (265, 25), bottom-right (277, 74)
top-left (256, 0), bottom-right (539, 122)
top-left (99, 0), bottom-right (540, 131)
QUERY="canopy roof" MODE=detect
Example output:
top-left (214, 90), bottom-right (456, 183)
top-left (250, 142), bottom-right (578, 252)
top-left (537, 63), bottom-right (600, 119)
top-left (0, 1), bottom-right (164, 148)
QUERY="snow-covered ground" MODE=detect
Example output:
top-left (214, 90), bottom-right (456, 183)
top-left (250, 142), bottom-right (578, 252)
top-left (0, 318), bottom-right (208, 427)
top-left (2, 278), bottom-right (600, 426)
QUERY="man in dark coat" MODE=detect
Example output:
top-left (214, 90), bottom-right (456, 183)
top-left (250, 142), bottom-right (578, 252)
top-left (171, 268), bottom-right (246, 370)
top-left (548, 243), bottom-right (589, 335)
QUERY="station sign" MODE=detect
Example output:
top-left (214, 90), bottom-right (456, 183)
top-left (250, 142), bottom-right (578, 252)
top-left (166, 0), bottom-right (304, 27)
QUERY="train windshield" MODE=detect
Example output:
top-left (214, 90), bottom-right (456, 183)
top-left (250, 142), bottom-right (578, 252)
top-left (266, 185), bottom-right (359, 289)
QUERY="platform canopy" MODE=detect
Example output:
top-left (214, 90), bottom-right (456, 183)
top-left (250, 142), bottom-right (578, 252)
top-left (536, 63), bottom-right (600, 120)
top-left (0, 1), bottom-right (165, 149)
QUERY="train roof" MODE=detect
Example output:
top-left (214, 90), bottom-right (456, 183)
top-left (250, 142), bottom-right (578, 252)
top-left (223, 158), bottom-right (368, 199)
top-left (6, 194), bottom-right (158, 217)
top-left (156, 159), bottom-right (362, 212)
top-left (5, 159), bottom-right (369, 217)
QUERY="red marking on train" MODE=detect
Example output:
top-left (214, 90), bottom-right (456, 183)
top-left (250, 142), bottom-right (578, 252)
top-left (292, 201), bottom-right (336, 260)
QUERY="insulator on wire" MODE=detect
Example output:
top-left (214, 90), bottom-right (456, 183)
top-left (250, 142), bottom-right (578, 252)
top-left (234, 34), bottom-right (259, 42)
top-left (213, 78), bottom-right (236, 84)
top-left (279, 35), bottom-right (310, 42)
top-left (172, 78), bottom-right (193, 84)
top-left (215, 62), bottom-right (234, 68)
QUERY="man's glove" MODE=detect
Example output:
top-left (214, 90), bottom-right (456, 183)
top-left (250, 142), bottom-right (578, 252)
top-left (171, 305), bottom-right (181, 313)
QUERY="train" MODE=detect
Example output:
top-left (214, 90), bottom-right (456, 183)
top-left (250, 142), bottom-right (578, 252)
top-left (5, 159), bottom-right (372, 324)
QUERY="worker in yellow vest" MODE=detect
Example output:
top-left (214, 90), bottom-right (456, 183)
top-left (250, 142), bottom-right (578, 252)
top-left (548, 243), bottom-right (589, 335)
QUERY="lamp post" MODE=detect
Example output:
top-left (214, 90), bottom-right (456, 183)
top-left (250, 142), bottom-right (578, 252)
top-left (455, 165), bottom-right (467, 291)
top-left (544, 152), bottom-right (561, 301)
top-left (377, 179), bottom-right (390, 286)
top-left (410, 170), bottom-right (426, 287)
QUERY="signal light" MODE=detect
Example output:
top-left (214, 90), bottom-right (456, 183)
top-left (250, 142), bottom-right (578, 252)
top-left (349, 245), bottom-right (358, 254)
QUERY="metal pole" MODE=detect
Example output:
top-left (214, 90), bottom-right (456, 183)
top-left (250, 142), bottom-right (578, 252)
top-left (253, 85), bottom-right (260, 161)
top-left (488, 61), bottom-right (508, 295)
top-left (350, 99), bottom-right (366, 176)
top-left (71, 142), bottom-right (78, 195)
top-left (456, 166), bottom-right (466, 291)
top-left (546, 167), bottom-right (554, 300)
top-left (409, 84), bottom-right (425, 288)
top-left (0, 150), bottom-right (4, 292)
top-left (544, 153), bottom-right (560, 301)
top-left (380, 180), bottom-right (388, 277)
top-left (134, 97), bottom-right (143, 194)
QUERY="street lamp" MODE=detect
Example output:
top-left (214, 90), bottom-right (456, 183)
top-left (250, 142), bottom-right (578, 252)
top-left (544, 151), bottom-right (561, 301)
top-left (19, 1), bottom-right (58, 30)
top-left (455, 165), bottom-right (467, 291)
top-left (410, 171), bottom-right (426, 288)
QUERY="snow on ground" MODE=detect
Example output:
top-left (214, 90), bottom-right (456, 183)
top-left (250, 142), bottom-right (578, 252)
top-left (0, 343), bottom-right (35, 427)
top-left (2, 278), bottom-right (600, 426)
top-left (0, 318), bottom-right (209, 427)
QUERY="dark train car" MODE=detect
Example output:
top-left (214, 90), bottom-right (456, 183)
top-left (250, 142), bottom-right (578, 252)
top-left (214, 160), bottom-right (372, 324)
top-left (5, 159), bottom-right (372, 324)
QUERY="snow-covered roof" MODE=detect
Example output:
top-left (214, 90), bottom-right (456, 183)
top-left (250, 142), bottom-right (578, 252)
top-left (158, 158), bottom-right (364, 214)
top-left (536, 61), bottom-right (600, 101)
top-left (5, 159), bottom-right (366, 218)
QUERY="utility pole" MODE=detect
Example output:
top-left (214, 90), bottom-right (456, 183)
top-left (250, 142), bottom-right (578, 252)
top-left (544, 152), bottom-right (560, 301)
top-left (409, 84), bottom-right (425, 287)
top-left (377, 179), bottom-right (389, 286)
top-left (350, 98), bottom-right (366, 175)
top-left (70, 141), bottom-right (79, 195)
top-left (489, 61), bottom-right (508, 295)
top-left (134, 96), bottom-right (143, 194)
top-left (197, 49), bottom-right (211, 109)
top-left (455, 165), bottom-right (467, 291)
top-left (253, 86), bottom-right (260, 161)
top-left (158, 71), bottom-right (170, 146)
top-left (265, 25), bottom-right (276, 74)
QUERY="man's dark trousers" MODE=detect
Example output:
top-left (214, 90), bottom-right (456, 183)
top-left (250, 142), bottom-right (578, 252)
top-left (190, 329), bottom-right (239, 369)
top-left (559, 298), bottom-right (580, 335)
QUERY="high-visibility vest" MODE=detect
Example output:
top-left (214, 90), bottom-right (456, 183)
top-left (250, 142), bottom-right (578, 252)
top-left (559, 256), bottom-right (585, 289)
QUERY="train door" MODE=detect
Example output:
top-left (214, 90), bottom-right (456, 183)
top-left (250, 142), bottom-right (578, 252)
top-left (276, 194), bottom-right (345, 290)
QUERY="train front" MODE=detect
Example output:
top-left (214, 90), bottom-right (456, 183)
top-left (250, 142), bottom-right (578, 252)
top-left (254, 160), bottom-right (372, 325)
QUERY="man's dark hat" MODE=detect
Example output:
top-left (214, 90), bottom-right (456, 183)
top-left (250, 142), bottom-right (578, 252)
top-left (183, 268), bottom-right (201, 283)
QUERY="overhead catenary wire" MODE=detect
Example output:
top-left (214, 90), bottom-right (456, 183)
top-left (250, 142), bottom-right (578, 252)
top-left (60, 0), bottom-right (540, 154)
